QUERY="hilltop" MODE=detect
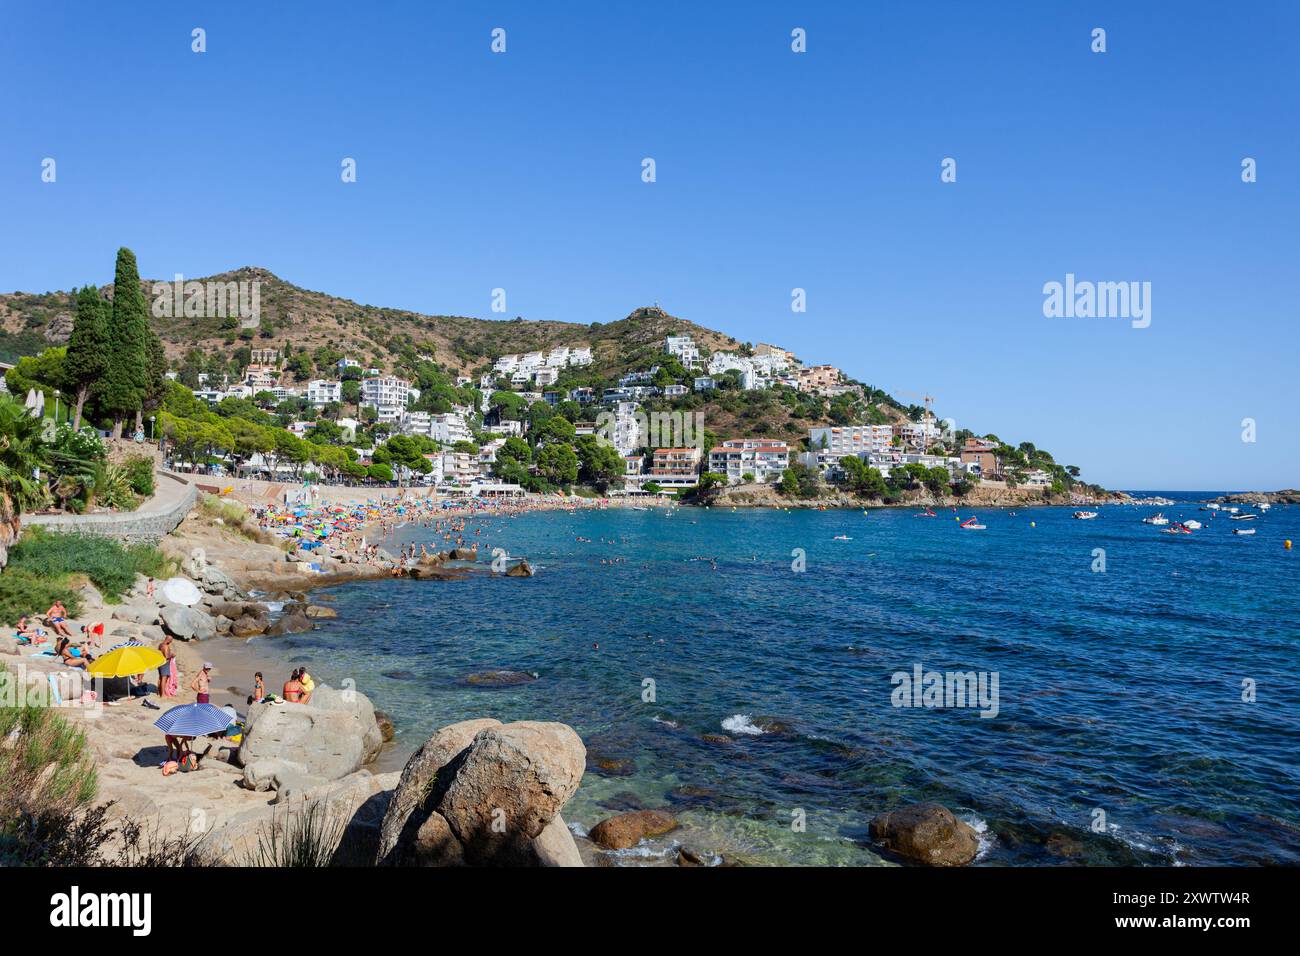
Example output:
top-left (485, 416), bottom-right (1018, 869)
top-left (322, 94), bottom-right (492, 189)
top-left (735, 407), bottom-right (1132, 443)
top-left (0, 267), bottom-right (740, 378)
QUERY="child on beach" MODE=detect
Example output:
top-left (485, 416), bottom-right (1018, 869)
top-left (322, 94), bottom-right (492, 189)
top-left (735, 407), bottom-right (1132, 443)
top-left (249, 671), bottom-right (265, 704)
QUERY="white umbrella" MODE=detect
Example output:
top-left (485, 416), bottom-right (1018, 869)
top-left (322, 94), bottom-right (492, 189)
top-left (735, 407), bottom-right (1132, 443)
top-left (161, 576), bottom-right (202, 607)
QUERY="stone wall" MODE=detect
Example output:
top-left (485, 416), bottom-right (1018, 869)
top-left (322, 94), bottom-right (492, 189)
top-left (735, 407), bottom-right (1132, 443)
top-left (24, 472), bottom-right (196, 544)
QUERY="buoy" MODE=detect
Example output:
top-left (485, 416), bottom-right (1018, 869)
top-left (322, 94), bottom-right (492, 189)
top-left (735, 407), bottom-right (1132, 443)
top-left (1030, 521), bottom-right (1036, 528)
top-left (1286, 539), bottom-right (1293, 550)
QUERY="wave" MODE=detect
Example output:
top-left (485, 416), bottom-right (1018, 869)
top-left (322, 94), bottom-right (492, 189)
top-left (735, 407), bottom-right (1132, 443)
top-left (722, 714), bottom-right (765, 736)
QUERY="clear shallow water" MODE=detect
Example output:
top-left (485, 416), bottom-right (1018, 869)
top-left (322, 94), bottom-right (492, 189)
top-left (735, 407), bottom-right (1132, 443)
top-left (271, 497), bottom-right (1300, 865)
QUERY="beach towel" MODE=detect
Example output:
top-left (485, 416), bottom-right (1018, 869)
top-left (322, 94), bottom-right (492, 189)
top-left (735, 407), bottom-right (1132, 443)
top-left (164, 672), bottom-right (179, 697)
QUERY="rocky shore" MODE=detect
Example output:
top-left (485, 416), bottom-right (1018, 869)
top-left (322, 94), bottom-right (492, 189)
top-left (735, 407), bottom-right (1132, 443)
top-left (2, 492), bottom-right (989, 868)
top-left (1211, 489), bottom-right (1300, 505)
top-left (706, 482), bottom-right (1127, 510)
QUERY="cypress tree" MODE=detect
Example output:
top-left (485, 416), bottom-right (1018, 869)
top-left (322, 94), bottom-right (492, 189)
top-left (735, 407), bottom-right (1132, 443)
top-left (101, 247), bottom-right (151, 437)
top-left (62, 285), bottom-right (109, 429)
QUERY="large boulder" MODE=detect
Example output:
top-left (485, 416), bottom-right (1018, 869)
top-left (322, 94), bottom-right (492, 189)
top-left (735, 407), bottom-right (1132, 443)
top-left (229, 614), bottom-right (268, 638)
top-left (238, 686), bottom-right (384, 782)
top-left (588, 809), bottom-right (680, 850)
top-left (868, 803), bottom-right (980, 866)
top-left (160, 605), bottom-right (216, 642)
top-left (265, 611), bottom-right (313, 636)
top-left (375, 718), bottom-right (502, 865)
top-left (76, 582), bottom-right (105, 610)
top-left (111, 604), bottom-right (160, 626)
top-left (438, 721), bottom-right (585, 862)
top-left (376, 719), bottom-right (586, 867)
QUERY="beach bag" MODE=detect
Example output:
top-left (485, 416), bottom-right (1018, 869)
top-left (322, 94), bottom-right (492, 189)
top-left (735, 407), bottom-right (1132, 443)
top-left (179, 753), bottom-right (198, 773)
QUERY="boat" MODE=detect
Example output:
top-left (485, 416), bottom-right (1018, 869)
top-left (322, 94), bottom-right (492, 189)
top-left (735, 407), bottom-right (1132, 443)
top-left (1259, 502), bottom-right (1272, 511)
top-left (959, 517), bottom-right (986, 530)
top-left (1142, 513), bottom-right (1169, 526)
top-left (1233, 528), bottom-right (1256, 535)
top-left (833, 534), bottom-right (852, 541)
top-left (1183, 520), bottom-right (1202, 530)
top-left (1206, 503), bottom-right (1221, 511)
top-left (1072, 511), bottom-right (1098, 520)
top-left (914, 508), bottom-right (937, 517)
top-left (1230, 513), bottom-right (1257, 521)
top-left (1161, 523), bottom-right (1192, 535)
top-left (1225, 506), bottom-right (1239, 514)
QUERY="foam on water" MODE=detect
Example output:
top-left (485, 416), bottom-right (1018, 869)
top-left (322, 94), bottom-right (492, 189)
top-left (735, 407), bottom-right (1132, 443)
top-left (721, 714), bottom-right (764, 735)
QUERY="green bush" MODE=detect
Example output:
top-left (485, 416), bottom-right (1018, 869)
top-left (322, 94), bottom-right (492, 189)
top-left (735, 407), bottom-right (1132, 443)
top-left (123, 455), bottom-right (155, 497)
top-left (0, 569), bottom-right (81, 627)
top-left (4, 528), bottom-right (173, 603)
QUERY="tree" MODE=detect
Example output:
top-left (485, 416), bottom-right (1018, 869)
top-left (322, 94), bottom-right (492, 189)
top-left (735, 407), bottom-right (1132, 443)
top-left (0, 392), bottom-right (51, 515)
top-left (102, 247), bottom-right (152, 437)
top-left (63, 286), bottom-right (109, 429)
top-left (536, 442), bottom-right (578, 486)
top-left (367, 462), bottom-right (394, 483)
top-left (574, 435), bottom-right (623, 488)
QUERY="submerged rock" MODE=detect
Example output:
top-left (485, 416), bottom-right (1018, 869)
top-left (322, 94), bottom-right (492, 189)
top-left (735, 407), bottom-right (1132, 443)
top-left (504, 559), bottom-right (534, 577)
top-left (463, 669), bottom-right (536, 688)
top-left (868, 803), bottom-right (979, 866)
top-left (588, 809), bottom-right (680, 850)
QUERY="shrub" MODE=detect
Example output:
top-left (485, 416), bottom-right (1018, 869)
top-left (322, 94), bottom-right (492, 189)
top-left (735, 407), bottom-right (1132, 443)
top-left (4, 528), bottom-right (174, 602)
top-left (123, 455), bottom-right (155, 497)
top-left (0, 569), bottom-right (81, 626)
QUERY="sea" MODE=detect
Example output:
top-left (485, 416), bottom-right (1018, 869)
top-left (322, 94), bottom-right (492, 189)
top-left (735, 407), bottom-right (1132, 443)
top-left (256, 492), bottom-right (1300, 866)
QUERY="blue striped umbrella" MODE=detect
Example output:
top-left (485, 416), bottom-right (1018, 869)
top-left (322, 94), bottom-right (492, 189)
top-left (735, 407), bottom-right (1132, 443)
top-left (153, 703), bottom-right (234, 738)
top-left (109, 640), bottom-right (147, 651)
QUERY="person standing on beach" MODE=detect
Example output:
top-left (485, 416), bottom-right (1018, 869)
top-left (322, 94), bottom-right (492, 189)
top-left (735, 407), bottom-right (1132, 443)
top-left (250, 671), bottom-right (265, 704)
top-left (158, 634), bottom-right (176, 697)
top-left (190, 662), bottom-right (212, 704)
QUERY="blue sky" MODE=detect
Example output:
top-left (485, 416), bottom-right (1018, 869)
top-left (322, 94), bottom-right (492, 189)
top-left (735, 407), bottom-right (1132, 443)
top-left (2, 1), bottom-right (1296, 489)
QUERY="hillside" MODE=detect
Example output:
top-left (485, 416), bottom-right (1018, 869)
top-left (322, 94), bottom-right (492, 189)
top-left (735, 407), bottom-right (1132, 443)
top-left (0, 267), bottom-right (740, 377)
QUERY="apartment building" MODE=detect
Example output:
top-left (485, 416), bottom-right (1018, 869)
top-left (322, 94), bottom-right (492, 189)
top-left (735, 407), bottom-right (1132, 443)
top-left (795, 365), bottom-right (842, 393)
top-left (959, 438), bottom-right (1001, 477)
top-left (664, 334), bottom-right (701, 368)
top-left (306, 380), bottom-right (342, 406)
top-left (648, 447), bottom-right (702, 488)
top-left (707, 439), bottom-right (790, 484)
top-left (809, 425), bottom-right (896, 457)
top-left (361, 376), bottom-right (413, 413)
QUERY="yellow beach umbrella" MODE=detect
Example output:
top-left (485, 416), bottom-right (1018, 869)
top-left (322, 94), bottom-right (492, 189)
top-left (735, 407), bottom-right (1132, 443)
top-left (88, 644), bottom-right (166, 678)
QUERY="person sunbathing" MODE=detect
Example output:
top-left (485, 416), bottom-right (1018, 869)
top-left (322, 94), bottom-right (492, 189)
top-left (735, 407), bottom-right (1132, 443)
top-left (55, 636), bottom-right (92, 668)
top-left (282, 670), bottom-right (305, 703)
top-left (46, 601), bottom-right (74, 638)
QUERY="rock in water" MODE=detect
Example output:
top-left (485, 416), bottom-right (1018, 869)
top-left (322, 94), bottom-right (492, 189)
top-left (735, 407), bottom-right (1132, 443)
top-left (868, 803), bottom-right (979, 866)
top-left (504, 559), bottom-right (533, 577)
top-left (588, 809), bottom-right (680, 850)
top-left (377, 719), bottom-right (586, 866)
top-left (463, 669), bottom-right (536, 687)
top-left (439, 722), bottom-right (585, 860)
top-left (375, 718), bottom-right (502, 865)
top-left (265, 611), bottom-right (313, 636)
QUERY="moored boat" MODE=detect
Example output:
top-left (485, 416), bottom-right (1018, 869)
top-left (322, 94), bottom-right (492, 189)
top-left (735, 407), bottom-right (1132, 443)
top-left (1073, 511), bottom-right (1098, 520)
top-left (1142, 513), bottom-right (1169, 526)
top-left (1233, 527), bottom-right (1256, 535)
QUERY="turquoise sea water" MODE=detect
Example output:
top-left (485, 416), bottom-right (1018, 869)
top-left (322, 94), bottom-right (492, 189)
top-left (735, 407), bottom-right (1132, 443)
top-left (269, 496), bottom-right (1300, 865)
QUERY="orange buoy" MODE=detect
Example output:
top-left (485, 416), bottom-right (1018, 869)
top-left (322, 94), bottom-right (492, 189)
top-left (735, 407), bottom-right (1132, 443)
top-left (1286, 539), bottom-right (1293, 550)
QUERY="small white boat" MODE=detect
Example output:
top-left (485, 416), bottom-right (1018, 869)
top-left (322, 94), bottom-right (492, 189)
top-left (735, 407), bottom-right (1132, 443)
top-left (1233, 528), bottom-right (1256, 535)
top-left (1073, 511), bottom-right (1099, 520)
top-left (1225, 506), bottom-right (1239, 514)
top-left (1230, 513), bottom-right (1257, 521)
top-left (1259, 502), bottom-right (1272, 511)
top-left (833, 534), bottom-right (852, 541)
top-left (1183, 520), bottom-right (1202, 530)
top-left (1206, 503), bottom-right (1221, 511)
top-left (959, 517), bottom-right (986, 530)
top-left (1142, 513), bottom-right (1169, 526)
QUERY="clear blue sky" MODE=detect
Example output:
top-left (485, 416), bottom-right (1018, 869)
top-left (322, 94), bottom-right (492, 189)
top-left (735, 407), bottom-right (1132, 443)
top-left (2, 1), bottom-right (1296, 490)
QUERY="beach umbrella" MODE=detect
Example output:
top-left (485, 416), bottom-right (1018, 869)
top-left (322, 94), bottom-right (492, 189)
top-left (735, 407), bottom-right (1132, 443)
top-left (154, 703), bottom-right (234, 737)
top-left (88, 644), bottom-right (166, 678)
top-left (161, 576), bottom-right (202, 607)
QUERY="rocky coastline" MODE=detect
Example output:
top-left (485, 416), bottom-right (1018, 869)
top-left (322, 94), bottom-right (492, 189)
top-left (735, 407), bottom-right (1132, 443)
top-left (1210, 489), bottom-right (1300, 505)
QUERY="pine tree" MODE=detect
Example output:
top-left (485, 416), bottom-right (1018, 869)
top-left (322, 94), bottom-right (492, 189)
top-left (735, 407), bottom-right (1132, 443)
top-left (101, 247), bottom-right (151, 437)
top-left (62, 285), bottom-right (109, 429)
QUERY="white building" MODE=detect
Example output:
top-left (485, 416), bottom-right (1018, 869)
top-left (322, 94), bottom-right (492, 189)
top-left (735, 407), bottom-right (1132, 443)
top-left (307, 380), bottom-right (343, 406)
top-left (809, 425), bottom-right (897, 458)
top-left (429, 413), bottom-right (473, 446)
top-left (361, 376), bottom-right (413, 414)
top-left (707, 440), bottom-right (789, 484)
top-left (609, 402), bottom-right (642, 456)
top-left (664, 334), bottom-right (701, 368)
